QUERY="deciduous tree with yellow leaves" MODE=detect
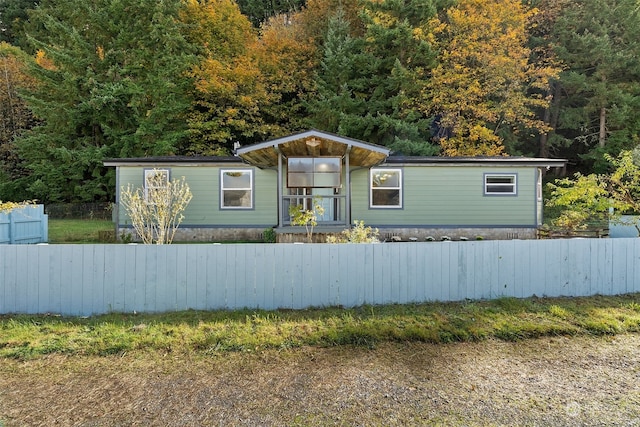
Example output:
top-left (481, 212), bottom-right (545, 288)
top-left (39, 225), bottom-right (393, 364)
top-left (427, 0), bottom-right (558, 156)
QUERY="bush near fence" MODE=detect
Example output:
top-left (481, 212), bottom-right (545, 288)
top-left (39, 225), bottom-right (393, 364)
top-left (45, 203), bottom-right (112, 220)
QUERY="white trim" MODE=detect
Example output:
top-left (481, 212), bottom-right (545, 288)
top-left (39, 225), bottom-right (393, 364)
top-left (220, 169), bottom-right (254, 209)
top-left (144, 168), bottom-right (170, 203)
top-left (235, 129), bottom-right (390, 157)
top-left (484, 173), bottom-right (517, 196)
top-left (370, 168), bottom-right (403, 208)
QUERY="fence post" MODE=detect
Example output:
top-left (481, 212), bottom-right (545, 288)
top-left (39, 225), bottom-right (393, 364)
top-left (9, 210), bottom-right (15, 244)
top-left (42, 211), bottom-right (49, 243)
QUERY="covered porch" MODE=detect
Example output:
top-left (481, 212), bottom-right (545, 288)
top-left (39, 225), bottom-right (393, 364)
top-left (235, 130), bottom-right (390, 232)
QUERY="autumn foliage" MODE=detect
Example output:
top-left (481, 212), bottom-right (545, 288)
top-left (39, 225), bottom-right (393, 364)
top-left (1, 0), bottom-right (638, 204)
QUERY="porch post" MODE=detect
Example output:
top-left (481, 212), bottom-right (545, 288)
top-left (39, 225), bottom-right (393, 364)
top-left (345, 147), bottom-right (351, 227)
top-left (277, 150), bottom-right (283, 228)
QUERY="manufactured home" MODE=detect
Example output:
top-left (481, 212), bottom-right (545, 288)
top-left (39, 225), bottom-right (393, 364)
top-left (104, 130), bottom-right (566, 242)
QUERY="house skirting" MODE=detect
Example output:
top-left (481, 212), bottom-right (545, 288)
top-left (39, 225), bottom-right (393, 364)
top-left (276, 226), bottom-right (537, 243)
top-left (374, 227), bottom-right (537, 241)
top-left (117, 226), bottom-right (269, 243)
top-left (117, 225), bottom-right (537, 243)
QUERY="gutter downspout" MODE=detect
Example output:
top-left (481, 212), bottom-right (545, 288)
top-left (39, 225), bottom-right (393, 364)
top-left (345, 147), bottom-right (351, 227)
top-left (114, 166), bottom-right (120, 238)
top-left (277, 148), bottom-right (283, 228)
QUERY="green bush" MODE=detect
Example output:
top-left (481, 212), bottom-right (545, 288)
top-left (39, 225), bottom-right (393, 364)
top-left (263, 227), bottom-right (276, 243)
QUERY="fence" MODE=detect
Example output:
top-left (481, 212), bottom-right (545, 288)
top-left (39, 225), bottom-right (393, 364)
top-left (45, 203), bottom-right (112, 220)
top-left (610, 216), bottom-right (640, 238)
top-left (0, 205), bottom-right (48, 244)
top-left (1, 238), bottom-right (639, 316)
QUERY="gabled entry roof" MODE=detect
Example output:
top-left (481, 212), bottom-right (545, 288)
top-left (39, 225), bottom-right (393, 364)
top-left (235, 129), bottom-right (391, 168)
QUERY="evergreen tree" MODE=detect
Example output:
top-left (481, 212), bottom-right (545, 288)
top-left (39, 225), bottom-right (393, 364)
top-left (0, 0), bottom-right (39, 47)
top-left (15, 0), bottom-right (194, 203)
top-left (308, 0), bottom-right (442, 155)
top-left (552, 0), bottom-right (640, 171)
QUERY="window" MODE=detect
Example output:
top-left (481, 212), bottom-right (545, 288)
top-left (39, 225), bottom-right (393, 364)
top-left (537, 169), bottom-right (543, 202)
top-left (370, 168), bottom-right (402, 208)
top-left (484, 173), bottom-right (517, 195)
top-left (221, 169), bottom-right (253, 209)
top-left (144, 169), bottom-right (169, 204)
top-left (288, 157), bottom-right (341, 188)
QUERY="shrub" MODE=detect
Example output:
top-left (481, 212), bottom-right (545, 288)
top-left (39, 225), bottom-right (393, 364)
top-left (263, 227), bottom-right (276, 243)
top-left (326, 220), bottom-right (379, 243)
top-left (120, 170), bottom-right (192, 244)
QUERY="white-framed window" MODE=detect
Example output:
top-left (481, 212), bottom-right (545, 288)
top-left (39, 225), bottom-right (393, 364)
top-left (221, 169), bottom-right (253, 209)
top-left (144, 168), bottom-right (170, 204)
top-left (484, 173), bottom-right (517, 195)
top-left (370, 168), bottom-right (402, 208)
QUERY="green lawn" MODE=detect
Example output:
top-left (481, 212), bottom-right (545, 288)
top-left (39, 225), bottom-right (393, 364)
top-left (48, 219), bottom-right (114, 243)
top-left (1, 294), bottom-right (639, 360)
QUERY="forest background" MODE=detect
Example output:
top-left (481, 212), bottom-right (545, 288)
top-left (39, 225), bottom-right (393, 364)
top-left (1, 0), bottom-right (639, 204)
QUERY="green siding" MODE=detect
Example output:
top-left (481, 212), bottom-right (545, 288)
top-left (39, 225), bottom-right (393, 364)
top-left (116, 163), bottom-right (540, 228)
top-left (117, 166), bottom-right (277, 226)
top-left (351, 166), bottom-right (537, 226)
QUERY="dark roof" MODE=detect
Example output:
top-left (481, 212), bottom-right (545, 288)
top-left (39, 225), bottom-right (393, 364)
top-left (103, 156), bottom-right (243, 166)
top-left (104, 154), bottom-right (566, 168)
top-left (385, 156), bottom-right (566, 167)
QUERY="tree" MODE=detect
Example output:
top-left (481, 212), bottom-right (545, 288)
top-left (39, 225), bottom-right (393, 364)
top-left (546, 148), bottom-right (640, 235)
top-left (523, 0), bottom-right (569, 157)
top-left (428, 0), bottom-right (558, 156)
top-left (14, 0), bottom-right (195, 203)
top-left (0, 42), bottom-right (37, 201)
top-left (551, 0), bottom-right (640, 169)
top-left (236, 0), bottom-right (304, 27)
top-left (249, 9), bottom-right (320, 137)
top-left (0, 0), bottom-right (39, 47)
top-left (182, 0), bottom-right (269, 154)
top-left (120, 170), bottom-right (192, 244)
top-left (307, 0), bottom-right (442, 155)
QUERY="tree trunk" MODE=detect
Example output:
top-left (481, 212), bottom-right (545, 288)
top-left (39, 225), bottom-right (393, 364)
top-left (539, 92), bottom-right (551, 157)
top-left (599, 106), bottom-right (606, 147)
top-left (540, 82), bottom-right (562, 157)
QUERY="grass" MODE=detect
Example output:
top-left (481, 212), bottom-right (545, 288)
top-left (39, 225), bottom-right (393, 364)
top-left (1, 293), bottom-right (639, 360)
top-left (48, 219), bottom-right (114, 243)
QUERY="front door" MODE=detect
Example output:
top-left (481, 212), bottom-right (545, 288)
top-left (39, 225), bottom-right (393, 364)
top-left (313, 187), bottom-right (335, 222)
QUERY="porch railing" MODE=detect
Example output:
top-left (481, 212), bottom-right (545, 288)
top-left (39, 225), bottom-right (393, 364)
top-left (282, 194), bottom-right (346, 225)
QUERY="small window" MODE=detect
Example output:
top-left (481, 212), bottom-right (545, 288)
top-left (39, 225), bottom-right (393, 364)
top-left (370, 168), bottom-right (402, 208)
top-left (484, 173), bottom-right (517, 195)
top-left (537, 169), bottom-right (543, 202)
top-left (144, 169), bottom-right (169, 204)
top-left (221, 169), bottom-right (253, 209)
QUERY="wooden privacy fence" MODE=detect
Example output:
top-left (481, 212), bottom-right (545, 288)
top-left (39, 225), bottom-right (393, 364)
top-left (0, 205), bottom-right (48, 244)
top-left (1, 238), bottom-right (639, 316)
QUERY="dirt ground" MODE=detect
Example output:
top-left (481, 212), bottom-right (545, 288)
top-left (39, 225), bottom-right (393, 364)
top-left (1, 334), bottom-right (639, 426)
